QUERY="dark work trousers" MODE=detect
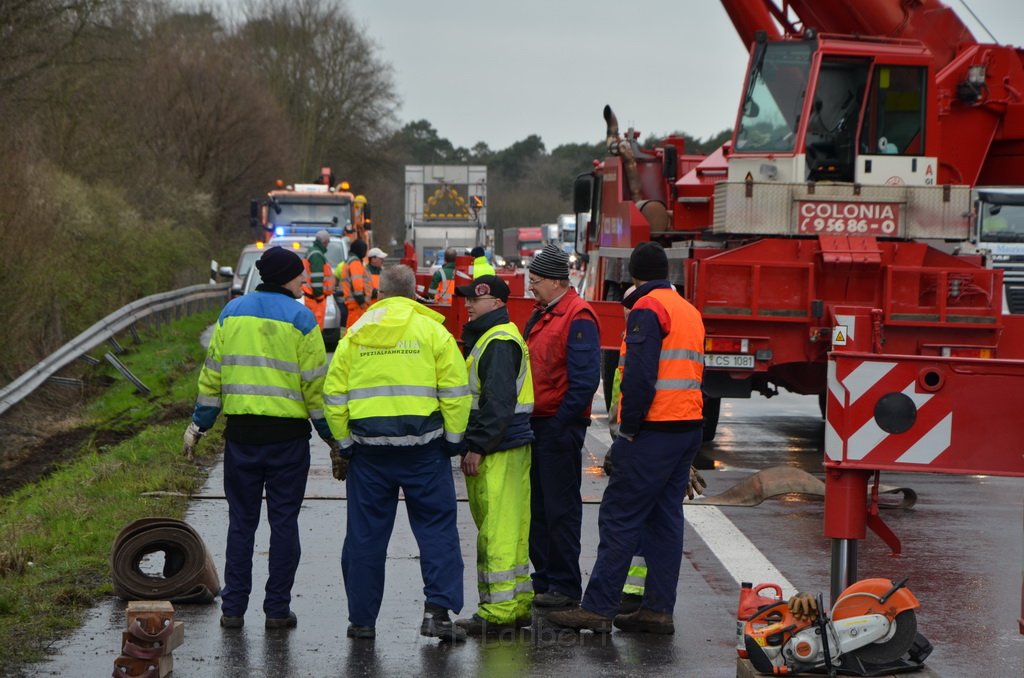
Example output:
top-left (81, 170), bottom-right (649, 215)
top-left (581, 427), bottom-right (702, 618)
top-left (529, 416), bottom-right (587, 600)
top-left (342, 445), bottom-right (464, 627)
top-left (221, 436), bottom-right (311, 618)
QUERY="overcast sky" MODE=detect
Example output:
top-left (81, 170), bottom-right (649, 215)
top-left (215, 0), bottom-right (1022, 151)
top-left (337, 0), bottom-right (1022, 151)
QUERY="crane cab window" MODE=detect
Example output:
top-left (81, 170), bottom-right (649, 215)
top-left (859, 66), bottom-right (926, 156)
top-left (804, 58), bottom-right (870, 182)
top-left (735, 41), bottom-right (813, 154)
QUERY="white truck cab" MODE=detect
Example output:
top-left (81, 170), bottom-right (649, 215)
top-left (974, 187), bottom-right (1024, 314)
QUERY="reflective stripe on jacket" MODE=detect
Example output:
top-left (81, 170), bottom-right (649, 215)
top-left (430, 264), bottom-right (456, 303)
top-left (629, 287), bottom-right (704, 422)
top-left (323, 296), bottom-right (470, 450)
top-left (196, 290), bottom-right (327, 425)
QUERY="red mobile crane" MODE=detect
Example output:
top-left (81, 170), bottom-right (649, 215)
top-left (571, 0), bottom-right (1024, 621)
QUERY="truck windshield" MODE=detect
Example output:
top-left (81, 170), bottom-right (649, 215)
top-left (272, 200), bottom-right (353, 229)
top-left (980, 205), bottom-right (1024, 242)
top-left (735, 41), bottom-right (813, 153)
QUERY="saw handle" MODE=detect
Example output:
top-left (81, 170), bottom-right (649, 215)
top-left (878, 577), bottom-right (909, 605)
top-left (815, 593), bottom-right (837, 678)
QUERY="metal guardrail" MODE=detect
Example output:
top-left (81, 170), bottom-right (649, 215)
top-left (0, 282), bottom-right (229, 417)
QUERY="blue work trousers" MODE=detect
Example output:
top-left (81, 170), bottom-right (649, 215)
top-left (221, 436), bottom-right (311, 619)
top-left (581, 427), bottom-right (701, 618)
top-left (342, 445), bottom-right (464, 627)
top-left (529, 416), bottom-right (586, 600)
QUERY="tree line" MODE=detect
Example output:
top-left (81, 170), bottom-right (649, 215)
top-left (0, 0), bottom-right (730, 379)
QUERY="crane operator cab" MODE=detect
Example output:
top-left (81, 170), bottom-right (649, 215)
top-left (729, 30), bottom-right (935, 188)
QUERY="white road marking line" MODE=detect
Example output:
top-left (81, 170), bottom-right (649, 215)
top-left (684, 505), bottom-right (797, 598)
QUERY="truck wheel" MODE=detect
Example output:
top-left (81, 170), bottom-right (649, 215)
top-left (818, 392), bottom-right (827, 419)
top-left (703, 396), bottom-right (722, 442)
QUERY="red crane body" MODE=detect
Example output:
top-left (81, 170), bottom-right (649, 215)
top-left (570, 0), bottom-right (1024, 619)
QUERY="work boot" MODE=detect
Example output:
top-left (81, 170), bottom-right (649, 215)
top-left (533, 591), bottom-right (580, 608)
top-left (347, 624), bottom-right (376, 640)
top-left (613, 607), bottom-right (674, 634)
top-left (420, 603), bottom-right (467, 642)
top-left (618, 593), bottom-right (643, 615)
top-left (265, 611), bottom-right (298, 629)
top-left (219, 614), bottom-right (244, 629)
top-left (546, 607), bottom-right (613, 633)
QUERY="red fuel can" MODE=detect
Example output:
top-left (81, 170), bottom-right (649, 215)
top-left (736, 581), bottom-right (783, 657)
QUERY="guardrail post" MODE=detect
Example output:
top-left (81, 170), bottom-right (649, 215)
top-left (107, 337), bottom-right (125, 354)
top-left (47, 376), bottom-right (83, 388)
top-left (104, 353), bottom-right (151, 395)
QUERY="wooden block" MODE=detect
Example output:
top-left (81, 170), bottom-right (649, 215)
top-left (126, 600), bottom-right (175, 635)
top-left (122, 621), bottom-right (184, 658)
top-left (112, 652), bottom-right (173, 677)
top-left (126, 600), bottom-right (174, 615)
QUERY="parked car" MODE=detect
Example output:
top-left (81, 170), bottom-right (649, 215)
top-left (241, 261), bottom-right (343, 352)
top-left (221, 242), bottom-right (266, 300)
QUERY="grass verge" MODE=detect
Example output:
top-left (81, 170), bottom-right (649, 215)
top-left (0, 308), bottom-right (223, 671)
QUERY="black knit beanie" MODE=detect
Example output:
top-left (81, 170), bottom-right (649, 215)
top-left (628, 241), bottom-right (668, 281)
top-left (256, 246), bottom-right (305, 285)
top-left (350, 238), bottom-right (367, 259)
top-left (528, 243), bottom-right (570, 280)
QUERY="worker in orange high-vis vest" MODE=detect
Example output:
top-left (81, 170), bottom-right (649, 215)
top-left (601, 284), bottom-right (707, 618)
top-left (339, 238), bottom-right (371, 328)
top-left (302, 230), bottom-right (336, 329)
top-left (427, 247), bottom-right (457, 303)
top-left (549, 241), bottom-right (704, 636)
top-left (366, 247), bottom-right (388, 302)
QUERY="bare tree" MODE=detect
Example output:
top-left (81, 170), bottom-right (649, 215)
top-left (120, 9), bottom-right (296, 237)
top-left (238, 0), bottom-right (399, 175)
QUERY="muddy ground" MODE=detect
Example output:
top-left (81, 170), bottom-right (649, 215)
top-left (0, 381), bottom-right (191, 497)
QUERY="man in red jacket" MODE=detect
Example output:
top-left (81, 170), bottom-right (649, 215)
top-left (522, 243), bottom-right (601, 609)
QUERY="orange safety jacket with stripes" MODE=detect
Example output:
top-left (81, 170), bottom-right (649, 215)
top-left (619, 281), bottom-right (704, 435)
top-left (339, 256), bottom-right (371, 306)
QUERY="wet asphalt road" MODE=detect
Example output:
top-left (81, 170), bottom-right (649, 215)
top-left (25, 391), bottom-right (1024, 677)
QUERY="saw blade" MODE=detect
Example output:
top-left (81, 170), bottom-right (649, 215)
top-left (846, 609), bottom-right (917, 664)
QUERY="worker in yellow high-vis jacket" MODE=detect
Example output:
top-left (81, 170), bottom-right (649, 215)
top-left (452, 275), bottom-right (534, 636)
top-left (324, 264), bottom-right (471, 642)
